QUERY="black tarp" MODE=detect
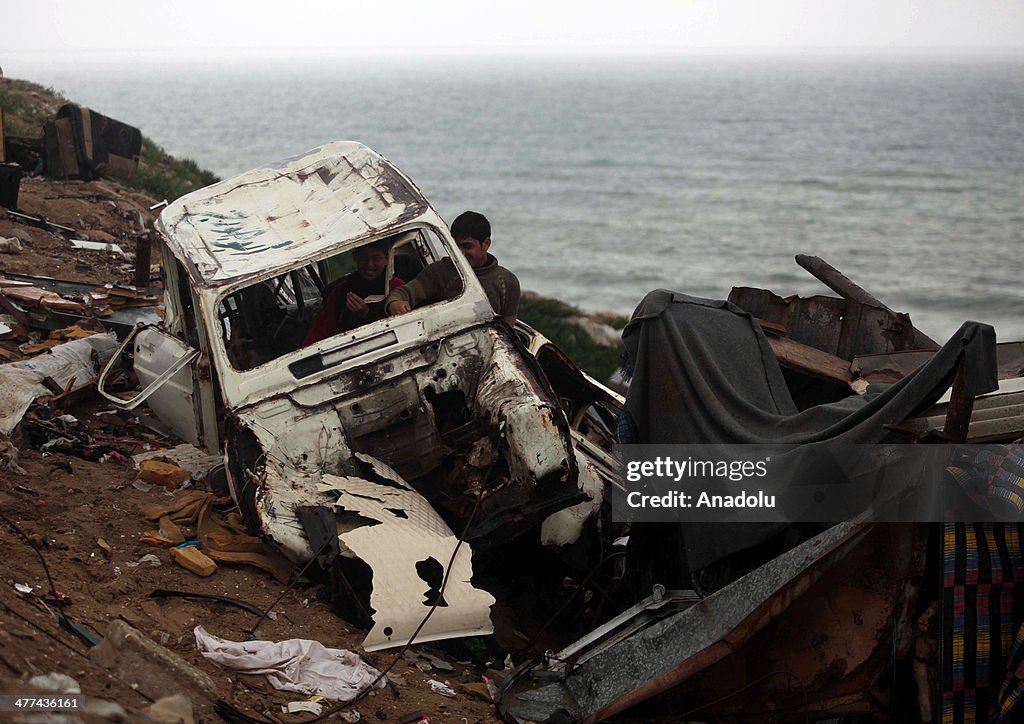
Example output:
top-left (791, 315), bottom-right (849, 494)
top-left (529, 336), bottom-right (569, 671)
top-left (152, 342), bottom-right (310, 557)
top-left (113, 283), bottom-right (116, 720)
top-left (44, 104), bottom-right (141, 180)
top-left (621, 290), bottom-right (998, 573)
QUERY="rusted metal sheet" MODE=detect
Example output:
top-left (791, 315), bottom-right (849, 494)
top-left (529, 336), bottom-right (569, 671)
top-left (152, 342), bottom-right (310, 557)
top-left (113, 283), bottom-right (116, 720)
top-left (157, 142), bottom-right (433, 289)
top-left (638, 524), bottom-right (927, 721)
top-left (501, 522), bottom-right (923, 722)
top-left (794, 254), bottom-right (938, 350)
top-left (730, 286), bottom-right (925, 359)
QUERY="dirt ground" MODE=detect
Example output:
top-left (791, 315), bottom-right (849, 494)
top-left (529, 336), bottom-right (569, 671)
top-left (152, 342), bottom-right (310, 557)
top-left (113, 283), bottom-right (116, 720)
top-left (1, 175), bottom-right (504, 722)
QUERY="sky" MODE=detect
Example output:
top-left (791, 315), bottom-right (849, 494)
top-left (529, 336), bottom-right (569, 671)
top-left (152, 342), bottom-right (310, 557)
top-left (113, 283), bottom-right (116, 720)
top-left (3, 0), bottom-right (1023, 61)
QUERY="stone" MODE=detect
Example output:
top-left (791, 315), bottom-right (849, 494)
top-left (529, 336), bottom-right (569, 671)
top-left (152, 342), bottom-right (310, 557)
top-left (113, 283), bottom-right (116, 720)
top-left (90, 620), bottom-right (219, 719)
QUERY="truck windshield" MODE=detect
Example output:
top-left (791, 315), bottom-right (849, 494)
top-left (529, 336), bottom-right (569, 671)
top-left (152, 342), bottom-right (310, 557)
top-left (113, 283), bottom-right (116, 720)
top-left (216, 230), bottom-right (460, 371)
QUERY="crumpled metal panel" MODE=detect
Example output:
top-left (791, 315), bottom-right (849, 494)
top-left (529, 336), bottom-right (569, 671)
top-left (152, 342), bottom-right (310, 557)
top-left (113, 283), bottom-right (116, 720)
top-left (318, 456), bottom-right (496, 651)
top-left (464, 330), bottom-right (580, 542)
top-left (729, 287), bottom-right (925, 359)
top-left (501, 522), bottom-right (884, 722)
top-left (540, 447), bottom-right (605, 546)
top-left (642, 523), bottom-right (926, 721)
top-left (475, 332), bottom-right (573, 489)
top-left (156, 141), bottom-right (434, 289)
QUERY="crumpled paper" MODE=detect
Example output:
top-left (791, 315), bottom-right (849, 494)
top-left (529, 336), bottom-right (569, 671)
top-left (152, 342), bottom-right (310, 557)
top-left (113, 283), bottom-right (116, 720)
top-left (193, 626), bottom-right (384, 701)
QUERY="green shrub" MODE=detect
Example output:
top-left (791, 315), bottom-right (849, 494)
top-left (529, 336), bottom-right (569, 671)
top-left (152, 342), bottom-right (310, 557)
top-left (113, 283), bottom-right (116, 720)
top-left (518, 295), bottom-right (624, 383)
top-left (126, 138), bottom-right (219, 201)
top-left (0, 79), bottom-right (66, 133)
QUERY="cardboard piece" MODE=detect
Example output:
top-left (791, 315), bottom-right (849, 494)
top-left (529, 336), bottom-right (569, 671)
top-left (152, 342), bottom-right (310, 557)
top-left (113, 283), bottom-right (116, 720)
top-left (138, 458), bottom-right (192, 488)
top-left (133, 443), bottom-right (222, 481)
top-left (139, 490), bottom-right (295, 584)
top-left (71, 239), bottom-right (126, 255)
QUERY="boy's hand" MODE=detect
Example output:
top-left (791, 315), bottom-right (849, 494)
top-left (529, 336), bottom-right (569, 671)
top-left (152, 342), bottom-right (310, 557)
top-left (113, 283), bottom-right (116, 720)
top-left (387, 300), bottom-right (411, 316)
top-left (345, 292), bottom-right (369, 316)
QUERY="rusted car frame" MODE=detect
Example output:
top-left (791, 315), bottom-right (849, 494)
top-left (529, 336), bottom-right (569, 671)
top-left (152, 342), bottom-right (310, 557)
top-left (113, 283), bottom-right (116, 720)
top-left (98, 141), bottom-right (622, 650)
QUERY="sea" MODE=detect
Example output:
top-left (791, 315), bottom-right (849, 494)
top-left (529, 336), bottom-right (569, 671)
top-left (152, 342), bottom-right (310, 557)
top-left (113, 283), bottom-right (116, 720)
top-left (7, 53), bottom-right (1024, 342)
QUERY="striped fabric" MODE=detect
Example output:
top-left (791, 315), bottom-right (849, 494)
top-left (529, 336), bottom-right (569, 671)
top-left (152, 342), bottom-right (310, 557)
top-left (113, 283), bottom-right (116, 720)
top-left (947, 444), bottom-right (1024, 519)
top-left (974, 446), bottom-right (1024, 518)
top-left (993, 624), bottom-right (1024, 723)
top-left (941, 523), bottom-right (1024, 723)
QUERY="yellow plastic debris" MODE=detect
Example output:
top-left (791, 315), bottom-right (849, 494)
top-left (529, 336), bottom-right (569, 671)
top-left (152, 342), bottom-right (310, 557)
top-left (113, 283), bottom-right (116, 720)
top-left (138, 459), bottom-right (192, 488)
top-left (170, 547), bottom-right (217, 577)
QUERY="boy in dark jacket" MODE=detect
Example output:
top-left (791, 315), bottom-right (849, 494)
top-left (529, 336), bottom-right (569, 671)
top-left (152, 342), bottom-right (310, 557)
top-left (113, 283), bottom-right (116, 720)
top-left (384, 211), bottom-right (520, 325)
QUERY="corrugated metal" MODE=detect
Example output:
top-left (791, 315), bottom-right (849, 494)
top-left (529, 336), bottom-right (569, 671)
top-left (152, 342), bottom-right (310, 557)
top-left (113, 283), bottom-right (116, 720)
top-left (901, 377), bottom-right (1024, 442)
top-left (156, 141), bottom-right (433, 289)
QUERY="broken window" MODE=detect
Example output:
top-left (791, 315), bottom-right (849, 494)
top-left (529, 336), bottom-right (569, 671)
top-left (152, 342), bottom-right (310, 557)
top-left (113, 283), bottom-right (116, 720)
top-left (218, 267), bottom-right (320, 370)
top-left (216, 228), bottom-right (461, 372)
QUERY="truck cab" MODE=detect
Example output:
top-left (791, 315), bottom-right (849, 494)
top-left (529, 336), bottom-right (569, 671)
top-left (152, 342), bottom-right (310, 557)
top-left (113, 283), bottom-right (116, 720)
top-left (99, 141), bottom-right (619, 650)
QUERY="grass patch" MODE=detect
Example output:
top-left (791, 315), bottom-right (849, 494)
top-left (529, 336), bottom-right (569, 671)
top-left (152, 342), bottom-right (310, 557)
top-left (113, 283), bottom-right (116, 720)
top-left (0, 79), bottom-right (67, 134)
top-left (127, 138), bottom-right (220, 201)
top-left (1, 78), bottom-right (218, 201)
top-left (518, 295), bottom-right (624, 382)
top-left (0, 88), bottom-right (29, 117)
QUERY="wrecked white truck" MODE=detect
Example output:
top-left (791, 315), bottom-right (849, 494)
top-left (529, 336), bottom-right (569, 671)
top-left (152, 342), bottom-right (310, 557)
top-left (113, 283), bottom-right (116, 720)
top-left (97, 141), bottom-right (622, 651)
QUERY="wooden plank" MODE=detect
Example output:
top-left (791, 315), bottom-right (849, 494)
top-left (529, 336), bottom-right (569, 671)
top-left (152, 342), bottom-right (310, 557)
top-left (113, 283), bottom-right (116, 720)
top-left (54, 117), bottom-right (78, 178)
top-left (766, 335), bottom-right (854, 386)
top-left (754, 317), bottom-right (788, 336)
top-left (2, 285), bottom-right (59, 307)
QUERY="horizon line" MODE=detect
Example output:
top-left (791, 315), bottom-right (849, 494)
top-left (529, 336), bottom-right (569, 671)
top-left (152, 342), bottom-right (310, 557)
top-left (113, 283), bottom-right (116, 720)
top-left (5, 45), bottom-right (1024, 60)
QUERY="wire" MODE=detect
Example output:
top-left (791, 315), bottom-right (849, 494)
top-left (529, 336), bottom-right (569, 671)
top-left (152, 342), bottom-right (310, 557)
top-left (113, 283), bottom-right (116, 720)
top-left (219, 457), bottom-right (494, 722)
top-left (0, 510), bottom-right (61, 603)
top-left (245, 537), bottom-right (333, 636)
top-left (0, 510), bottom-right (158, 706)
top-left (521, 549), bottom-right (627, 660)
top-left (0, 590), bottom-right (90, 661)
top-left (213, 484), bottom-right (494, 723)
top-left (0, 592), bottom-right (157, 708)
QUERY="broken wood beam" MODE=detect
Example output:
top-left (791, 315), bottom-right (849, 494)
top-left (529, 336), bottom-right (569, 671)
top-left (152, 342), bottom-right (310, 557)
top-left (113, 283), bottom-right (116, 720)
top-left (794, 254), bottom-right (939, 350)
top-left (942, 354), bottom-right (974, 443)
top-left (765, 335), bottom-right (858, 389)
top-left (754, 317), bottom-right (788, 336)
top-left (795, 254), bottom-right (894, 310)
top-left (134, 234), bottom-right (152, 288)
